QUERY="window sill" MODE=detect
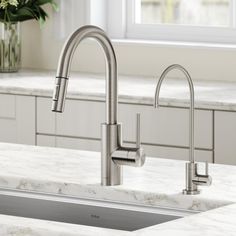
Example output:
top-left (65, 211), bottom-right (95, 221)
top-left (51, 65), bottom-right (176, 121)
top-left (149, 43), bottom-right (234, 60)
top-left (111, 38), bottom-right (236, 51)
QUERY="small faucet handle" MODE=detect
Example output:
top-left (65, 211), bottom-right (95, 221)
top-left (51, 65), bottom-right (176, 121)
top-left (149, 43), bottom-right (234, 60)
top-left (136, 113), bottom-right (141, 148)
top-left (193, 161), bottom-right (212, 186)
top-left (197, 161), bottom-right (210, 176)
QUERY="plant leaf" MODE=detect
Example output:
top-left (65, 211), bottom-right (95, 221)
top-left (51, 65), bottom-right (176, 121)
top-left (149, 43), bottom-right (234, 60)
top-left (0, 0), bottom-right (59, 23)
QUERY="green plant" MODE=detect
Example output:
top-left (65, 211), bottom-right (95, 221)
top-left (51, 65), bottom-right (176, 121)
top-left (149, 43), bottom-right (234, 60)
top-left (0, 0), bottom-right (58, 24)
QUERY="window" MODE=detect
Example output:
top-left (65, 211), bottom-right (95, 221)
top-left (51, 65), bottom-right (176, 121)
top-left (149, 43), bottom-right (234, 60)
top-left (139, 0), bottom-right (231, 27)
top-left (55, 0), bottom-right (236, 44)
top-left (125, 0), bottom-right (236, 43)
top-left (54, 0), bottom-right (107, 40)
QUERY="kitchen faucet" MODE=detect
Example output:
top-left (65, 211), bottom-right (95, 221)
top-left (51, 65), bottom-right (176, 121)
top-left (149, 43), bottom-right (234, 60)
top-left (154, 64), bottom-right (212, 194)
top-left (51, 25), bottom-right (145, 186)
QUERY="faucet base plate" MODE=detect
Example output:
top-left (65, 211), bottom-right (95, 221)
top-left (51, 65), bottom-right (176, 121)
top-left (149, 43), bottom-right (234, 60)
top-left (182, 189), bottom-right (200, 195)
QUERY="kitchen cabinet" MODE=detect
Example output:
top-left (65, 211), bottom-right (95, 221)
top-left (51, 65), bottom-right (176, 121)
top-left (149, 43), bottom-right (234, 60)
top-left (36, 97), bottom-right (213, 162)
top-left (215, 111), bottom-right (236, 165)
top-left (0, 94), bottom-right (35, 145)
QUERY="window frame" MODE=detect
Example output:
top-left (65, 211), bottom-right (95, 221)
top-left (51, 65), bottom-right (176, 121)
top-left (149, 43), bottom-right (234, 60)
top-left (108, 0), bottom-right (236, 44)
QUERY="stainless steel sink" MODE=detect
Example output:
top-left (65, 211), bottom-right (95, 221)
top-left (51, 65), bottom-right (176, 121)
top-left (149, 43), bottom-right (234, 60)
top-left (0, 189), bottom-right (197, 231)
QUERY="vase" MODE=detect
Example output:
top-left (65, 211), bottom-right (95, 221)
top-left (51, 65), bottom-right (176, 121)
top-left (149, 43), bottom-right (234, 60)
top-left (0, 22), bottom-right (21, 73)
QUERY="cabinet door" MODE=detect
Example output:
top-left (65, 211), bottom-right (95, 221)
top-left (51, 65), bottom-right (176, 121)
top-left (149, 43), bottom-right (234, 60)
top-left (215, 111), bottom-right (236, 165)
top-left (37, 97), bottom-right (104, 138)
top-left (56, 99), bottom-right (105, 138)
top-left (0, 94), bottom-right (35, 145)
top-left (37, 135), bottom-right (56, 147)
top-left (37, 97), bottom-right (56, 134)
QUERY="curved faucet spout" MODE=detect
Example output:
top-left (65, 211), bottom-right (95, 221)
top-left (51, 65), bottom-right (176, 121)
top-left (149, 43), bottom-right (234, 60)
top-left (52, 25), bottom-right (117, 125)
top-left (154, 64), bottom-right (195, 163)
top-left (51, 25), bottom-right (146, 186)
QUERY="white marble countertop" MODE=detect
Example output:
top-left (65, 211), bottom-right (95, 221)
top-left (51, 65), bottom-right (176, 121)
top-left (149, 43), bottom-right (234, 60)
top-left (1, 69), bottom-right (236, 111)
top-left (0, 142), bottom-right (235, 235)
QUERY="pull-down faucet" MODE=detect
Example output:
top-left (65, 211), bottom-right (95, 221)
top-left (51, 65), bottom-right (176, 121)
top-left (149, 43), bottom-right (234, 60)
top-left (154, 64), bottom-right (212, 195)
top-left (51, 25), bottom-right (145, 186)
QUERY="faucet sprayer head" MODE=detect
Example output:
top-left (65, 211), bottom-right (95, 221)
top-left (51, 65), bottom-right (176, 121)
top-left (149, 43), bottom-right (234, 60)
top-left (52, 76), bottom-right (69, 113)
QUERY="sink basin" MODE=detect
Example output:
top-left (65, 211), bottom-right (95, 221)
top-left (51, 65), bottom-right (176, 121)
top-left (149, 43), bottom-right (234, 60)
top-left (0, 189), bottom-right (196, 231)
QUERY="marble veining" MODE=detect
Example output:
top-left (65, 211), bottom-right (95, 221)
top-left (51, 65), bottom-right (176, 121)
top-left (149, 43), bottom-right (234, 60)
top-left (1, 69), bottom-right (236, 111)
top-left (0, 143), bottom-right (235, 235)
top-left (136, 204), bottom-right (236, 236)
top-left (0, 143), bottom-right (234, 212)
top-left (0, 214), bottom-right (131, 236)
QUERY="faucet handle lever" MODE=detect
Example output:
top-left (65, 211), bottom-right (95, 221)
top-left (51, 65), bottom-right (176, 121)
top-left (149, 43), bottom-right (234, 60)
top-left (136, 113), bottom-right (141, 148)
top-left (205, 162), bottom-right (209, 176)
top-left (112, 113), bottom-right (145, 167)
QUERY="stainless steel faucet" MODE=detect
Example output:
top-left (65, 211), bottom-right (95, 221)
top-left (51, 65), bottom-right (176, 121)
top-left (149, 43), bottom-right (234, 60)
top-left (51, 25), bottom-right (145, 186)
top-left (154, 64), bottom-right (212, 195)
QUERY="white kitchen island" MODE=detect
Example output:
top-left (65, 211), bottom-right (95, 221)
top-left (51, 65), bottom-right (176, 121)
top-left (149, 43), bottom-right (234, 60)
top-left (0, 142), bottom-right (235, 235)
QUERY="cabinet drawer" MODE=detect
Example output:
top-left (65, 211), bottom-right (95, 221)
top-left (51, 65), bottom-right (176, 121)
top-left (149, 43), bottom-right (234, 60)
top-left (59, 138), bottom-right (213, 163)
top-left (36, 135), bottom-right (212, 163)
top-left (56, 136), bottom-right (100, 152)
top-left (142, 145), bottom-right (213, 163)
top-left (37, 134), bottom-right (100, 152)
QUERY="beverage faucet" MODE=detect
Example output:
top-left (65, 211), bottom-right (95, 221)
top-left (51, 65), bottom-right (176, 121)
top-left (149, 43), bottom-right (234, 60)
top-left (154, 64), bottom-right (212, 195)
top-left (51, 25), bottom-right (145, 186)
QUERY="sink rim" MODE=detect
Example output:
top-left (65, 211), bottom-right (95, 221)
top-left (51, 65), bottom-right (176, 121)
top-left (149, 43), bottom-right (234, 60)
top-left (0, 187), bottom-right (199, 216)
top-left (0, 187), bottom-right (199, 231)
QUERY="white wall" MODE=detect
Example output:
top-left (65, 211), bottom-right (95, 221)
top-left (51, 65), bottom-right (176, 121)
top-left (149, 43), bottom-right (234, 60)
top-left (21, 7), bottom-right (236, 81)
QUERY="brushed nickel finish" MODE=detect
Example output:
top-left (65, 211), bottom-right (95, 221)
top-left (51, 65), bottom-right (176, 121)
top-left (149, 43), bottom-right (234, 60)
top-left (154, 64), bottom-right (212, 195)
top-left (182, 162), bottom-right (212, 195)
top-left (0, 189), bottom-right (193, 231)
top-left (51, 25), bottom-right (145, 186)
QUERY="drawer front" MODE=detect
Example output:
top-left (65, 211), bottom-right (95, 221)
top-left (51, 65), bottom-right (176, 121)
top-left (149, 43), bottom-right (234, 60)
top-left (37, 134), bottom-right (100, 152)
top-left (37, 98), bottom-right (213, 150)
top-left (142, 145), bottom-right (213, 163)
top-left (36, 135), bottom-right (212, 163)
top-left (56, 136), bottom-right (101, 152)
